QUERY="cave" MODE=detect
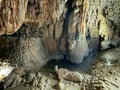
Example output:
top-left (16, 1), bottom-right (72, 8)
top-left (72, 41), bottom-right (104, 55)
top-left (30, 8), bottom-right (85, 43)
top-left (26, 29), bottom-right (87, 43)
top-left (0, 0), bottom-right (120, 90)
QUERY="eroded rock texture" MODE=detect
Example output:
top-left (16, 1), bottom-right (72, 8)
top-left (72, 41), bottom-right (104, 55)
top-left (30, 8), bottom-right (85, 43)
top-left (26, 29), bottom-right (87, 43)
top-left (0, 25), bottom-right (49, 71)
top-left (0, 0), bottom-right (28, 35)
top-left (0, 0), bottom-right (120, 70)
top-left (98, 0), bottom-right (120, 49)
top-left (87, 0), bottom-right (120, 50)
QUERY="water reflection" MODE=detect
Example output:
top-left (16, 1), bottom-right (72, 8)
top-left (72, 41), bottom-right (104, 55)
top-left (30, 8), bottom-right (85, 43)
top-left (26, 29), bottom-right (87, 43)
top-left (41, 54), bottom-right (95, 74)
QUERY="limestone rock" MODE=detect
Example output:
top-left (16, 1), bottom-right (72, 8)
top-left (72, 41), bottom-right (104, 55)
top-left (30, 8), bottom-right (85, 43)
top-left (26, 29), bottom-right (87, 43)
top-left (57, 82), bottom-right (65, 90)
top-left (0, 0), bottom-right (28, 35)
top-left (31, 75), bottom-right (51, 90)
top-left (29, 86), bottom-right (39, 90)
top-left (7, 85), bottom-right (29, 90)
top-left (95, 47), bottom-right (120, 66)
top-left (4, 67), bottom-right (25, 88)
top-left (91, 64), bottom-right (120, 90)
top-left (11, 75), bottom-right (22, 87)
top-left (31, 77), bottom-right (38, 86)
top-left (67, 36), bottom-right (89, 64)
top-left (37, 72), bottom-right (42, 78)
top-left (7, 38), bottom-right (48, 71)
top-left (0, 0), bottom-right (120, 90)
top-left (56, 68), bottom-right (84, 82)
top-left (0, 0), bottom-right (119, 67)
top-left (57, 81), bottom-right (81, 90)
top-left (25, 0), bottom-right (58, 27)
top-left (0, 62), bottom-right (15, 81)
top-left (27, 72), bottom-right (36, 83)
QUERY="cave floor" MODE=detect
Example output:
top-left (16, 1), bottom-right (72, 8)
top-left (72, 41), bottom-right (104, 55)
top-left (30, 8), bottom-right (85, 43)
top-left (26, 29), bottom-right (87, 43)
top-left (5, 61), bottom-right (120, 90)
top-left (2, 48), bottom-right (120, 90)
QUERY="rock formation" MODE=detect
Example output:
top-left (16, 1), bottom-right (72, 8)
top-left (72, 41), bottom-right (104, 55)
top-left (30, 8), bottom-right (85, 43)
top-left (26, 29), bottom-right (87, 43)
top-left (0, 0), bottom-right (119, 90)
top-left (0, 0), bottom-right (119, 70)
top-left (0, 0), bottom-right (28, 35)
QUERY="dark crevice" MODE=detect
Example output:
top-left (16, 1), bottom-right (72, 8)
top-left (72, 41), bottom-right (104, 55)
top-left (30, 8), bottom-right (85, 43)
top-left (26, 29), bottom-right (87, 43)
top-left (58, 0), bottom-right (74, 59)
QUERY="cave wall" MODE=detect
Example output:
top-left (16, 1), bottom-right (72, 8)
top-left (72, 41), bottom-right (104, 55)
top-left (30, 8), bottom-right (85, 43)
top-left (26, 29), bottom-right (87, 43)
top-left (0, 0), bottom-right (120, 70)
top-left (0, 0), bottom-right (28, 35)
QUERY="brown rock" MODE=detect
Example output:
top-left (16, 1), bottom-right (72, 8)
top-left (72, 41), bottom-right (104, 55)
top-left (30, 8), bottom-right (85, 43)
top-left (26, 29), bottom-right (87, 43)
top-left (31, 77), bottom-right (38, 86)
top-left (56, 69), bottom-right (84, 82)
top-left (27, 72), bottom-right (36, 83)
top-left (25, 0), bottom-right (58, 27)
top-left (0, 0), bottom-right (28, 35)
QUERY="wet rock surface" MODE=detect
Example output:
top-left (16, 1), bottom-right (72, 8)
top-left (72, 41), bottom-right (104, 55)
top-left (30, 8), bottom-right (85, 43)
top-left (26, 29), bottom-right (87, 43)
top-left (95, 47), bottom-right (120, 66)
top-left (0, 0), bottom-right (119, 68)
top-left (90, 47), bottom-right (120, 90)
top-left (2, 47), bottom-right (119, 90)
top-left (0, 0), bottom-right (119, 89)
top-left (2, 65), bottom-right (120, 90)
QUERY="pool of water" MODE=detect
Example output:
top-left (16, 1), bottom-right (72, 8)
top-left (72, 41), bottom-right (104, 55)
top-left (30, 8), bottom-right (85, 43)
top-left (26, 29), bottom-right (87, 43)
top-left (41, 53), bottom-right (96, 74)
